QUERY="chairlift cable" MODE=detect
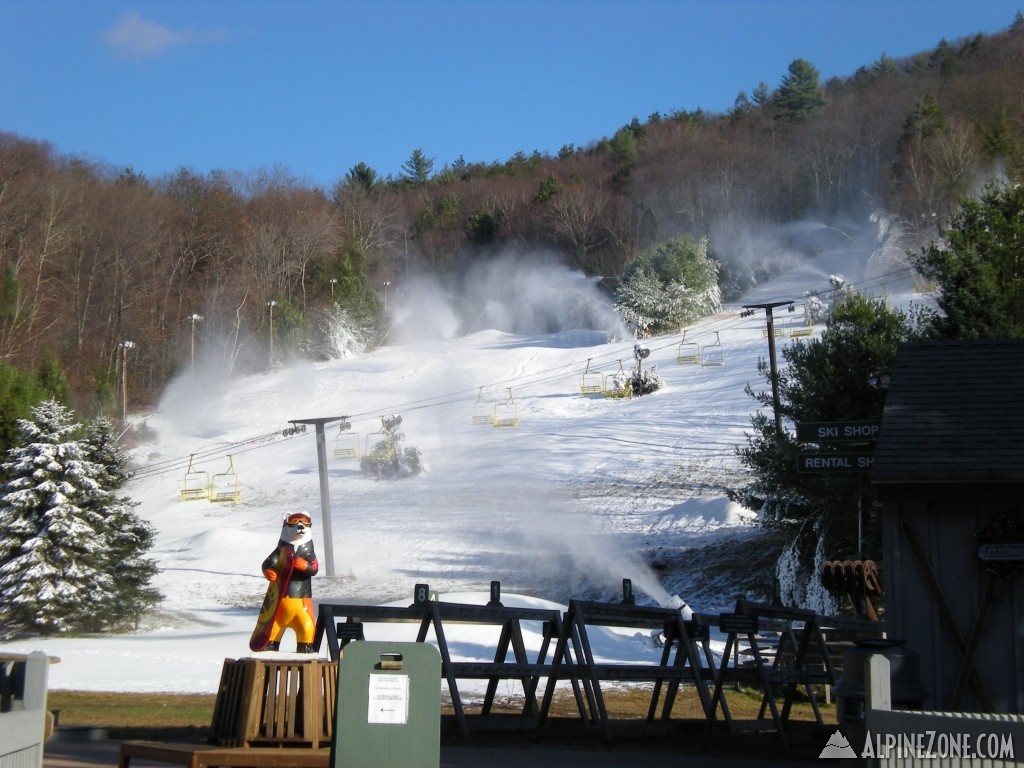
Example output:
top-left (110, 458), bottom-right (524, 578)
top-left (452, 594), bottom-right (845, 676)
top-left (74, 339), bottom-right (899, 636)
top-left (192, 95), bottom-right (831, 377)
top-left (129, 263), bottom-right (924, 481)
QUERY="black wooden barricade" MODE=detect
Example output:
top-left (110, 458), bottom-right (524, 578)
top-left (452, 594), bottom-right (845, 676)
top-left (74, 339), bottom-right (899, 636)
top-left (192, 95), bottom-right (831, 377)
top-left (700, 598), bottom-right (835, 750)
top-left (313, 600), bottom-right (585, 738)
top-left (538, 599), bottom-right (716, 739)
top-left (785, 613), bottom-right (884, 704)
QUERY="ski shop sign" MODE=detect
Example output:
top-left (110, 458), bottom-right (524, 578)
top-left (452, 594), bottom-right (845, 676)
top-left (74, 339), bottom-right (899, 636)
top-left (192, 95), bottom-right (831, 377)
top-left (796, 420), bottom-right (879, 474)
top-left (796, 420), bottom-right (880, 443)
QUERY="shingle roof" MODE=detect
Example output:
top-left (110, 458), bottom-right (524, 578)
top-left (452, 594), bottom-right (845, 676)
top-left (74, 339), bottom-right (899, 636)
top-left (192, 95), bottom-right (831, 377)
top-left (871, 339), bottom-right (1024, 485)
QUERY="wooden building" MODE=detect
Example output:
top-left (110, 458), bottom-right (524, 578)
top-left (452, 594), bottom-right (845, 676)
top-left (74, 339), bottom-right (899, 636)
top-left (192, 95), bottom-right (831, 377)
top-left (871, 339), bottom-right (1024, 714)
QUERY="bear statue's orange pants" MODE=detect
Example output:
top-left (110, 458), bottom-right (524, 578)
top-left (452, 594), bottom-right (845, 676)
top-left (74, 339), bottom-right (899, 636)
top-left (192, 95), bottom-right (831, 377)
top-left (269, 596), bottom-right (316, 644)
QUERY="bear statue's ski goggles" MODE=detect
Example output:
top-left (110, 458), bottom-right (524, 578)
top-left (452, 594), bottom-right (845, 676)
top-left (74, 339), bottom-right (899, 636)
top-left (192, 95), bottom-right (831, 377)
top-left (285, 513), bottom-right (312, 527)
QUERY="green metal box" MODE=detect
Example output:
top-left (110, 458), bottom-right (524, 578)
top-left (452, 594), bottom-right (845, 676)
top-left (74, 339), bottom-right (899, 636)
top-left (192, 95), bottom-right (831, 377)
top-left (331, 641), bottom-right (441, 767)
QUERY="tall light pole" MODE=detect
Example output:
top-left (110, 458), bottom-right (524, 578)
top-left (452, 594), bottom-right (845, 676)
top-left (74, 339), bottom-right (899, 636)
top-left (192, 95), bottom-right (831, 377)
top-left (383, 281), bottom-right (391, 310)
top-left (329, 278), bottom-right (337, 305)
top-left (120, 340), bottom-right (135, 426)
top-left (188, 313), bottom-right (203, 372)
top-left (267, 300), bottom-right (277, 365)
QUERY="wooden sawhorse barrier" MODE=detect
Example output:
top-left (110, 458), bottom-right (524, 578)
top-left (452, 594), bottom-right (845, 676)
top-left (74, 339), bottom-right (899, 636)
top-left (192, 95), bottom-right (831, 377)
top-left (314, 589), bottom-right (587, 738)
top-left (700, 597), bottom-right (839, 750)
top-left (538, 598), bottom-right (717, 739)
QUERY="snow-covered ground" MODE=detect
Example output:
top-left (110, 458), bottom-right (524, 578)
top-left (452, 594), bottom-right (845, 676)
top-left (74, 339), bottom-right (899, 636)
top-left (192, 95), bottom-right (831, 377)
top-left (0, 237), bottom-right (925, 694)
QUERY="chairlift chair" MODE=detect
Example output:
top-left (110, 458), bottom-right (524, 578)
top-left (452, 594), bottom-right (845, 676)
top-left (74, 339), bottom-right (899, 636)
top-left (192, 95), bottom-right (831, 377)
top-left (789, 305), bottom-right (814, 338)
top-left (365, 418), bottom-right (397, 461)
top-left (178, 455), bottom-right (210, 501)
top-left (701, 332), bottom-right (726, 367)
top-left (601, 360), bottom-right (632, 398)
top-left (472, 387), bottom-right (495, 425)
top-left (209, 455), bottom-right (241, 503)
top-left (332, 421), bottom-right (360, 459)
top-left (492, 388), bottom-right (521, 428)
top-left (580, 358), bottom-right (605, 395)
top-left (675, 332), bottom-right (700, 365)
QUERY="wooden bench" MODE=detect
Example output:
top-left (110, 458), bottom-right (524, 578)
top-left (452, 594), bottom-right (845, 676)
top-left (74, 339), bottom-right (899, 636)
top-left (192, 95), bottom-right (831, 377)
top-left (118, 740), bottom-right (329, 768)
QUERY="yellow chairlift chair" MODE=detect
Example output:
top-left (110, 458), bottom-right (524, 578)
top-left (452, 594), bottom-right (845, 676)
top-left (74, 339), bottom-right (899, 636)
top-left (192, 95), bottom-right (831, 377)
top-left (675, 332), bottom-right (700, 365)
top-left (209, 455), bottom-right (241, 503)
top-left (178, 455), bottom-right (210, 501)
top-left (332, 419), bottom-right (360, 459)
top-left (580, 358), bottom-right (605, 395)
top-left (472, 387), bottom-right (496, 425)
top-left (492, 388), bottom-right (521, 428)
top-left (601, 360), bottom-right (632, 398)
top-left (365, 417), bottom-right (397, 461)
top-left (790, 305), bottom-right (814, 338)
top-left (701, 332), bottom-right (726, 367)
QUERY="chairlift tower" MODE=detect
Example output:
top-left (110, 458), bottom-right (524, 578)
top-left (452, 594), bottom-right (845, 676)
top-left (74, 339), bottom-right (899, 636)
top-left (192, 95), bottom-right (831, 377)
top-left (742, 300), bottom-right (793, 437)
top-left (289, 415), bottom-right (348, 577)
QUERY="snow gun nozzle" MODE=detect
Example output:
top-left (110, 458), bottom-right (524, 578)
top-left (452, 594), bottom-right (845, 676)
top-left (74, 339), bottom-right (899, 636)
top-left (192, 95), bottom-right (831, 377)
top-left (662, 594), bottom-right (694, 621)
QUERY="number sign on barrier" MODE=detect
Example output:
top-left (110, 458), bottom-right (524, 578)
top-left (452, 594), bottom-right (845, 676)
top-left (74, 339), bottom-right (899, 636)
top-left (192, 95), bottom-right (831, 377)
top-left (718, 613), bottom-right (759, 634)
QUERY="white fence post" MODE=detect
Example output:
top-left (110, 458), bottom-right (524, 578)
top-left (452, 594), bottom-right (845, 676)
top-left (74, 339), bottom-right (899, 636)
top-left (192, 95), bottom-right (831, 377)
top-left (866, 653), bottom-right (892, 712)
top-left (864, 652), bottom-right (1024, 768)
top-left (0, 651), bottom-right (50, 768)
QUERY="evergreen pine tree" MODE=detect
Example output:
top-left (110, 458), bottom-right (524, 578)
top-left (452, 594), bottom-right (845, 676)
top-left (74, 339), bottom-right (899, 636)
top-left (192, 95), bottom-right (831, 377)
top-left (400, 148), bottom-right (434, 185)
top-left (731, 294), bottom-right (922, 608)
top-left (0, 401), bottom-right (115, 637)
top-left (83, 417), bottom-right (161, 627)
top-left (774, 58), bottom-right (826, 122)
top-left (915, 180), bottom-right (1024, 339)
top-left (615, 236), bottom-right (722, 334)
top-left (0, 403), bottom-right (160, 638)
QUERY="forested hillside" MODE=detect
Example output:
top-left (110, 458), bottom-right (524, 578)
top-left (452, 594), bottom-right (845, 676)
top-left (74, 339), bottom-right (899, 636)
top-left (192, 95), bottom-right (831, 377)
top-left (1, 16), bottom-right (1022, 415)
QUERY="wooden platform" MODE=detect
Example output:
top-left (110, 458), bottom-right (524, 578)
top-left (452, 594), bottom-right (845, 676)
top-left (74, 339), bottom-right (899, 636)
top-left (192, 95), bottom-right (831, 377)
top-left (208, 658), bottom-right (337, 748)
top-left (118, 740), bottom-right (329, 768)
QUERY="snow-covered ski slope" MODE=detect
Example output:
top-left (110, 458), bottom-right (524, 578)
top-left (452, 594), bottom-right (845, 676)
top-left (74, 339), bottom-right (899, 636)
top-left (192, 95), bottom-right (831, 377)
top-left (0, 240), bottom-right (930, 692)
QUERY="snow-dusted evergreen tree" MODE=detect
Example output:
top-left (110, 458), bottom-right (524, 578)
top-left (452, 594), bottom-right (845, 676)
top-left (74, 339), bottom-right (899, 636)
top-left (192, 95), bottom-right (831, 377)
top-left (614, 267), bottom-right (665, 334)
top-left (83, 417), bottom-right (160, 626)
top-left (0, 401), bottom-right (112, 637)
top-left (0, 402), bottom-right (158, 639)
top-left (614, 236), bottom-right (722, 335)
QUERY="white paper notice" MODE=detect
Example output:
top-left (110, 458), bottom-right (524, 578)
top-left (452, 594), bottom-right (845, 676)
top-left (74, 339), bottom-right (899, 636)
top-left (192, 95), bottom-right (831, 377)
top-left (367, 674), bottom-right (410, 724)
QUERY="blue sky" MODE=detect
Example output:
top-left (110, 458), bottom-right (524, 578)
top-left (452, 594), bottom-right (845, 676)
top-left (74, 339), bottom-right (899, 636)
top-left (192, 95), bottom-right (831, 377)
top-left (2, 1), bottom-right (1021, 189)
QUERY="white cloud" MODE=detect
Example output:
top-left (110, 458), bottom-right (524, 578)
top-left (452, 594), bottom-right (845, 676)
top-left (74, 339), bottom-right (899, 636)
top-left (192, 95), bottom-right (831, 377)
top-left (100, 10), bottom-right (226, 60)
